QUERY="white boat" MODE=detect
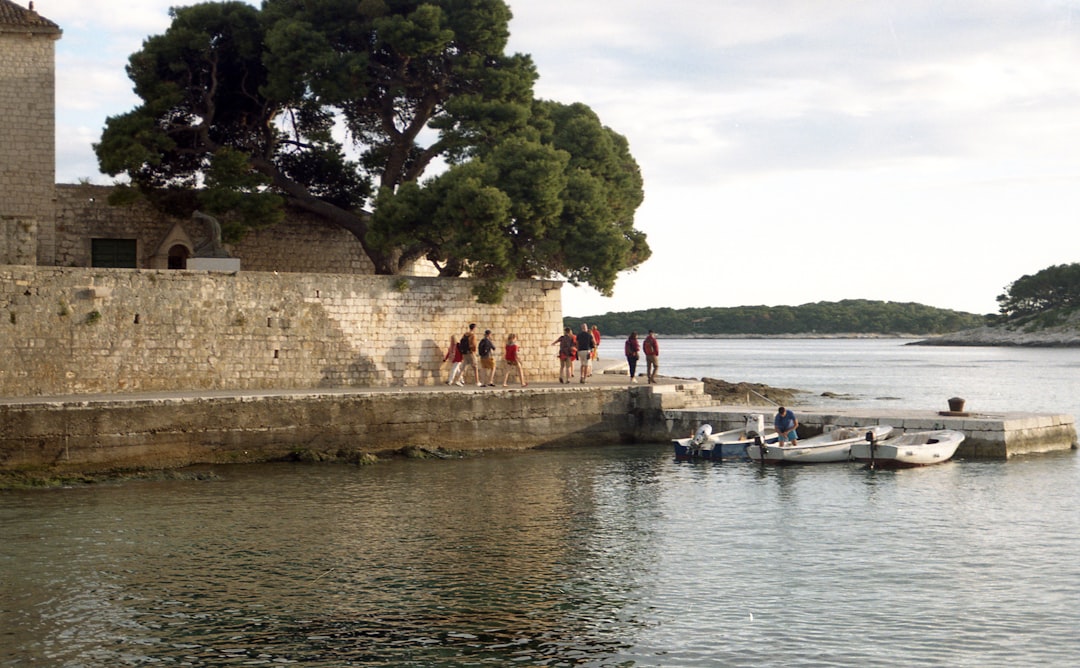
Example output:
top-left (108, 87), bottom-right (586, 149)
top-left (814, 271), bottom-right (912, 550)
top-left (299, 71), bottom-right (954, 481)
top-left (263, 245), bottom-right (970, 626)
top-left (746, 424), bottom-right (895, 465)
top-left (673, 414), bottom-right (778, 461)
top-left (849, 429), bottom-right (964, 468)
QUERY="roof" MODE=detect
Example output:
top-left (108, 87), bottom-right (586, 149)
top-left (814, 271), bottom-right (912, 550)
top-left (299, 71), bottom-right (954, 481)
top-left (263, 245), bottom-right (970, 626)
top-left (0, 0), bottom-right (61, 36)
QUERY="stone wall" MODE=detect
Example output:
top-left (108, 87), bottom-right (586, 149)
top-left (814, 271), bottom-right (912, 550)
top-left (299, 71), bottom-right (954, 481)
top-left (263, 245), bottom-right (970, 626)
top-left (54, 185), bottom-right (391, 274)
top-left (0, 266), bottom-right (563, 396)
top-left (53, 185), bottom-right (440, 276)
top-left (0, 216), bottom-right (37, 265)
top-left (0, 30), bottom-right (57, 265)
top-left (0, 386), bottom-right (642, 474)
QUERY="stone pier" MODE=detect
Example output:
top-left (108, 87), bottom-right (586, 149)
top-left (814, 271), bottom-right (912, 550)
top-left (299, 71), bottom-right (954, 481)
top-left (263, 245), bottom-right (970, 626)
top-left (657, 402), bottom-right (1078, 459)
top-left (0, 377), bottom-right (1075, 479)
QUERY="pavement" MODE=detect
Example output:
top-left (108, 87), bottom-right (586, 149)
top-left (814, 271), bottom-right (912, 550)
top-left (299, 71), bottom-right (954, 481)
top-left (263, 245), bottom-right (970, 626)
top-left (0, 358), bottom-right (670, 406)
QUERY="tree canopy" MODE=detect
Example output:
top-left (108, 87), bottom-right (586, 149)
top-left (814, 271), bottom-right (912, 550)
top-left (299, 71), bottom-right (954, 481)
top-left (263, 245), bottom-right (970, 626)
top-left (567, 300), bottom-right (987, 337)
top-left (95, 0), bottom-right (648, 302)
top-left (996, 263), bottom-right (1080, 318)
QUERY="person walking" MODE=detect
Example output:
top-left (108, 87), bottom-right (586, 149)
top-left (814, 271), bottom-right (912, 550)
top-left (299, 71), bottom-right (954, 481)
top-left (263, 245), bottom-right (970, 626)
top-left (576, 323), bottom-right (594, 383)
top-left (462, 323), bottom-right (481, 386)
top-left (478, 329), bottom-right (498, 386)
top-left (501, 334), bottom-right (528, 387)
top-left (643, 330), bottom-right (659, 384)
top-left (624, 331), bottom-right (640, 383)
top-left (552, 327), bottom-right (576, 383)
top-left (444, 334), bottom-right (464, 385)
top-left (589, 325), bottom-right (601, 376)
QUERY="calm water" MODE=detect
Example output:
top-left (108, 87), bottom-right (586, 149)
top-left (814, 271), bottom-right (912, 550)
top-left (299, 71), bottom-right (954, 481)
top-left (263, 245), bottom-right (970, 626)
top-left (2, 340), bottom-right (1079, 667)
top-left (658, 338), bottom-right (1080, 421)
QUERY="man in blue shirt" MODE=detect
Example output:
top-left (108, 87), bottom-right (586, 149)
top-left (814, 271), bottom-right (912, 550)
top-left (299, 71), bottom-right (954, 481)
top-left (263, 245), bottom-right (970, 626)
top-left (774, 406), bottom-right (799, 446)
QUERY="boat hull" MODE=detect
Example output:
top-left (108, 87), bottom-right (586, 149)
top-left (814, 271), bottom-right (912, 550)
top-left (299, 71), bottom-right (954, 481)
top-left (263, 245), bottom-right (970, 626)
top-left (849, 429), bottom-right (964, 468)
top-left (672, 428), bottom-right (778, 461)
top-left (747, 425), bottom-right (894, 465)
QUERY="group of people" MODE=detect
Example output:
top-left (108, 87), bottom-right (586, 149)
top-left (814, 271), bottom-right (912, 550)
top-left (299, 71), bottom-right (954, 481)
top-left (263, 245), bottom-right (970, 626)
top-left (623, 329), bottom-right (660, 384)
top-left (551, 323), bottom-right (601, 384)
top-left (443, 323), bottom-right (528, 388)
top-left (443, 323), bottom-right (662, 387)
top-left (550, 324), bottom-right (660, 384)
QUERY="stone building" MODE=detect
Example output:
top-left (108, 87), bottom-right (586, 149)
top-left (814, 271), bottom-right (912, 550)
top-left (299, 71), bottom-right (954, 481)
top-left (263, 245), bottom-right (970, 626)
top-left (0, 0), bottom-right (426, 276)
top-left (0, 0), bottom-right (60, 267)
top-left (0, 2), bottom-right (564, 395)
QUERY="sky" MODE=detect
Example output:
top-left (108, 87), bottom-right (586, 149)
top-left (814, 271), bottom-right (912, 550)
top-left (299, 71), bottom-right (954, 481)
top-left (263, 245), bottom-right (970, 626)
top-left (39, 0), bottom-right (1080, 317)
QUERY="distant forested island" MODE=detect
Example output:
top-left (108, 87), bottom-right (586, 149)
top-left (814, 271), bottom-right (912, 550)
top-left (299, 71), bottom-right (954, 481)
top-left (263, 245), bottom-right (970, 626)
top-left (565, 299), bottom-right (987, 337)
top-left (564, 262), bottom-right (1080, 345)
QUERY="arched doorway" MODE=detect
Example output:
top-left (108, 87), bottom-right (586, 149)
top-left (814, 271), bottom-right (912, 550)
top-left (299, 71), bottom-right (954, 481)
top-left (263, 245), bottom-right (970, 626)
top-left (167, 244), bottom-right (190, 269)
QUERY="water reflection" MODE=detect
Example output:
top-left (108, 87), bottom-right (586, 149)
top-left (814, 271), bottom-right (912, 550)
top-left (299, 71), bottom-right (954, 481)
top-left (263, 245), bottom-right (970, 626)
top-left (3, 447), bottom-right (1079, 666)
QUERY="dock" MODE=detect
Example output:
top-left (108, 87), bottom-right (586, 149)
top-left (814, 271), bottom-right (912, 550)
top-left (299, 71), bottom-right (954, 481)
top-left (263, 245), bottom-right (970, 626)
top-left (651, 381), bottom-right (1078, 458)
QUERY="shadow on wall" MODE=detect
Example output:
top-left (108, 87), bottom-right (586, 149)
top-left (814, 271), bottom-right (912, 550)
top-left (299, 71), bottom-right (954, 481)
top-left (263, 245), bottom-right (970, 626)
top-left (420, 338), bottom-right (445, 386)
top-left (320, 356), bottom-right (378, 388)
top-left (384, 337), bottom-right (412, 387)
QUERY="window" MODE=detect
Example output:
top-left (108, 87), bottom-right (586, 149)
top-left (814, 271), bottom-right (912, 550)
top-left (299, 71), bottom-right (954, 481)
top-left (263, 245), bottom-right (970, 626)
top-left (91, 239), bottom-right (137, 268)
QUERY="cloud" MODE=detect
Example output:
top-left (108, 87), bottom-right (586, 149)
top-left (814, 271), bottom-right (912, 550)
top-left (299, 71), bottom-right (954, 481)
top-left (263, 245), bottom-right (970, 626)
top-left (36, 0), bottom-right (1080, 315)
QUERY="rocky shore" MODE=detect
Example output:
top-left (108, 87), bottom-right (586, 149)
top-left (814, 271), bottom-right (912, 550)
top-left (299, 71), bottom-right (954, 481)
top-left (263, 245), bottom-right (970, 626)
top-left (700, 378), bottom-right (797, 405)
top-left (911, 313), bottom-right (1080, 347)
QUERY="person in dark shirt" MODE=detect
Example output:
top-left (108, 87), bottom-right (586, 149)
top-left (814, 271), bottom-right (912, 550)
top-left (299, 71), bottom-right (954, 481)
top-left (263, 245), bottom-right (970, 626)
top-left (576, 323), bottom-right (594, 384)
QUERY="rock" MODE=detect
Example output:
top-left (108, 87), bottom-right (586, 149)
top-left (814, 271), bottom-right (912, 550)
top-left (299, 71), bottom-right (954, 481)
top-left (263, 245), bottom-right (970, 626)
top-left (912, 311), bottom-right (1080, 347)
top-left (702, 377), bottom-right (797, 405)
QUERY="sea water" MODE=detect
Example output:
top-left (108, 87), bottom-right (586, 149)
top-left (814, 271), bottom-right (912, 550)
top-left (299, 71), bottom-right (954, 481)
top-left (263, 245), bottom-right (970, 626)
top-left (657, 337), bottom-right (1080, 421)
top-left (2, 339), bottom-right (1078, 666)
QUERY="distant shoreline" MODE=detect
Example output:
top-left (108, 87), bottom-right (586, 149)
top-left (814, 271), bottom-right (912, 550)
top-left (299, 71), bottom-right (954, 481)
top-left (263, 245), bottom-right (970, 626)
top-left (909, 330), bottom-right (1080, 347)
top-left (617, 332), bottom-right (1080, 346)
top-left (628, 333), bottom-right (927, 340)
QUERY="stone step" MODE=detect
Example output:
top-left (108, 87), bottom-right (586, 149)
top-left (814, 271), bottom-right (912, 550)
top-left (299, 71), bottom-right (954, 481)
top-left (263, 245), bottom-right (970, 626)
top-left (649, 381), bottom-right (717, 410)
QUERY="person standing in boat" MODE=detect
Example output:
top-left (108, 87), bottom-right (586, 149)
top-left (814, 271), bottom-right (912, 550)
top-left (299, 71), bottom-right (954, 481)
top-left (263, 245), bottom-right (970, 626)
top-left (774, 406), bottom-right (799, 447)
top-left (624, 331), bottom-right (640, 383)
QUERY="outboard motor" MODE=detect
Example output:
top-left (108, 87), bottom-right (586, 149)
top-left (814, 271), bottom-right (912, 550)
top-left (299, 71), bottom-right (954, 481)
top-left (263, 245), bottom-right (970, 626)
top-left (691, 424), bottom-right (713, 446)
top-left (744, 413), bottom-right (765, 438)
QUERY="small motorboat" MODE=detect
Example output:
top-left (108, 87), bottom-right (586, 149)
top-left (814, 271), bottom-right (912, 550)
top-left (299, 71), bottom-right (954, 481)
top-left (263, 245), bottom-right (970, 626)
top-left (850, 429), bottom-right (965, 468)
top-left (673, 414), bottom-right (778, 461)
top-left (747, 424), bottom-right (895, 465)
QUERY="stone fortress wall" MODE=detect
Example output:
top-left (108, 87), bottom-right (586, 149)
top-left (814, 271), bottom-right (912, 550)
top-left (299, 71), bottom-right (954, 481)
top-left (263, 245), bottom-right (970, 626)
top-left (0, 12), bottom-right (59, 267)
top-left (0, 266), bottom-right (562, 397)
top-left (1, 2), bottom-right (556, 400)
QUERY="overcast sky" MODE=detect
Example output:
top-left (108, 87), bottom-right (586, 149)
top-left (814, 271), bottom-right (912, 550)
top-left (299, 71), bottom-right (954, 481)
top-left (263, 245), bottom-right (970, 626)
top-left (40, 0), bottom-right (1080, 317)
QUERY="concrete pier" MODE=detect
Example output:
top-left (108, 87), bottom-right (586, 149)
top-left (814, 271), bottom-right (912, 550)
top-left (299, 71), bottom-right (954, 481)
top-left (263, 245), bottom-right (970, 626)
top-left (661, 404), bottom-right (1078, 459)
top-left (0, 373), bottom-right (1075, 477)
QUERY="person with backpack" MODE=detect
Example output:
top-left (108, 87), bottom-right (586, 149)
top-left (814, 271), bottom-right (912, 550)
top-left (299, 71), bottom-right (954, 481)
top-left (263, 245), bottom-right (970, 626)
top-left (460, 323), bottom-right (481, 386)
top-left (478, 329), bottom-right (498, 386)
top-left (551, 327), bottom-right (576, 383)
top-left (624, 331), bottom-right (640, 383)
top-left (643, 330), bottom-right (660, 384)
